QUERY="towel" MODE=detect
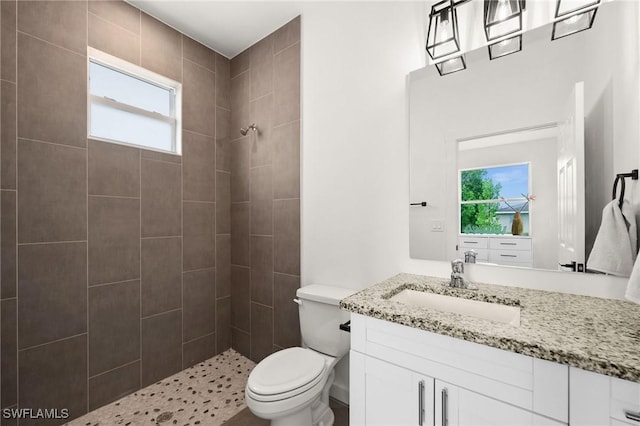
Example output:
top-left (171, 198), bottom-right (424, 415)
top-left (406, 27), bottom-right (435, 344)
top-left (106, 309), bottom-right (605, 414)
top-left (587, 199), bottom-right (637, 277)
top-left (626, 255), bottom-right (640, 303)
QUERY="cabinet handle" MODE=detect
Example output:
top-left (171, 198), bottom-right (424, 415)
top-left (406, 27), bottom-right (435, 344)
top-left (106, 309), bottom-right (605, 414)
top-left (499, 242), bottom-right (517, 245)
top-left (462, 241), bottom-right (478, 244)
top-left (626, 410), bottom-right (640, 422)
top-left (441, 388), bottom-right (448, 426)
top-left (499, 254), bottom-right (518, 258)
top-left (418, 380), bottom-right (425, 426)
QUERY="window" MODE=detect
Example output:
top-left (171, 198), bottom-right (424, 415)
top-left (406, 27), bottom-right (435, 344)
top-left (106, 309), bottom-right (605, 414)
top-left (459, 163), bottom-right (531, 235)
top-left (88, 48), bottom-right (182, 154)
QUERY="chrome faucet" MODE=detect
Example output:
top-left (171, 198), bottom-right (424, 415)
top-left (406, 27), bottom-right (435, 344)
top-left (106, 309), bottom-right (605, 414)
top-left (447, 259), bottom-right (477, 290)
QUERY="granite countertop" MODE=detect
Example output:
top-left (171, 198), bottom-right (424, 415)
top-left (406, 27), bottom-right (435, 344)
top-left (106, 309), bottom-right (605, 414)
top-left (340, 273), bottom-right (640, 382)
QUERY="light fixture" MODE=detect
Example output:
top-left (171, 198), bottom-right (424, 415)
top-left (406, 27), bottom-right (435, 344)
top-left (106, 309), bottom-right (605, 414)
top-left (435, 55), bottom-right (466, 76)
top-left (426, 0), bottom-right (461, 60)
top-left (552, 0), bottom-right (600, 40)
top-left (488, 34), bottom-right (522, 60)
top-left (484, 0), bottom-right (525, 41)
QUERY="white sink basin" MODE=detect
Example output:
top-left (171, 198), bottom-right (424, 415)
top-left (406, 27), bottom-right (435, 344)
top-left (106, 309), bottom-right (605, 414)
top-left (389, 289), bottom-right (521, 326)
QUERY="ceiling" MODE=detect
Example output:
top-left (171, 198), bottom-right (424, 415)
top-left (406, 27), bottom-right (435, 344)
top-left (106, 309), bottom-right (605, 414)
top-left (127, 1), bottom-right (305, 58)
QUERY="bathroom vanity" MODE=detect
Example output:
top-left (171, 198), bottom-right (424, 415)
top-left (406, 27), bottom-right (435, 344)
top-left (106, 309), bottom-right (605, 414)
top-left (341, 274), bottom-right (640, 426)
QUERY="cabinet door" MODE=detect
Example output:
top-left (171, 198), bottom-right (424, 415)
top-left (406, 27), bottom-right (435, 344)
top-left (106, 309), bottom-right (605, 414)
top-left (361, 354), bottom-right (434, 426)
top-left (435, 380), bottom-right (565, 426)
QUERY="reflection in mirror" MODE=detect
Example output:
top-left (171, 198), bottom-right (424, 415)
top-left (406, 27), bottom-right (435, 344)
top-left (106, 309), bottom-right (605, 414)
top-left (409, 0), bottom-right (639, 276)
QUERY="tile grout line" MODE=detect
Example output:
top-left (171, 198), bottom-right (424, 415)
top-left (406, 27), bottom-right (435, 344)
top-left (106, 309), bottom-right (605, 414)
top-left (15, 0), bottom-right (20, 413)
top-left (88, 358), bottom-right (141, 381)
top-left (18, 332), bottom-right (89, 353)
top-left (180, 33), bottom-right (185, 370)
top-left (86, 1), bottom-right (90, 414)
top-left (16, 30), bottom-right (87, 59)
top-left (138, 8), bottom-right (143, 390)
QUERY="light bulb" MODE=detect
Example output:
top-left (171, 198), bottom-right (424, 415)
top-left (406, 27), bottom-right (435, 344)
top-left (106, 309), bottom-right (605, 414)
top-left (495, 0), bottom-right (513, 22)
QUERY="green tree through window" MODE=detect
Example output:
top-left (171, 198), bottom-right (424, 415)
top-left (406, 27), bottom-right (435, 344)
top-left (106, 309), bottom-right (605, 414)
top-left (460, 169), bottom-right (503, 234)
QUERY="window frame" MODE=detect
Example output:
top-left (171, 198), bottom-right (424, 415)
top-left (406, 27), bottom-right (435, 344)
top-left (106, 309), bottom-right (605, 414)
top-left (87, 47), bottom-right (182, 155)
top-left (458, 161), bottom-right (532, 235)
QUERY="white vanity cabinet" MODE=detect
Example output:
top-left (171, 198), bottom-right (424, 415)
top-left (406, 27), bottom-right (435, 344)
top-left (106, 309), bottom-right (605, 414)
top-left (458, 235), bottom-right (533, 268)
top-left (350, 313), bottom-right (568, 426)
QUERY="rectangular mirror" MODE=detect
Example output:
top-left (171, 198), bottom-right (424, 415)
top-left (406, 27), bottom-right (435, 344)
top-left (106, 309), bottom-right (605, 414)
top-left (409, 0), bottom-right (639, 275)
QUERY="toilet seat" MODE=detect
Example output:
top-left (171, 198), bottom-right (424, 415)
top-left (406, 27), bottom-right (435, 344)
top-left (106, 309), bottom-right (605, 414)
top-left (247, 347), bottom-right (328, 402)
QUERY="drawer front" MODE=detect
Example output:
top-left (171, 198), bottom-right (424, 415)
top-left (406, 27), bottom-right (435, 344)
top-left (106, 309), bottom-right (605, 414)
top-left (489, 249), bottom-right (532, 263)
top-left (611, 376), bottom-right (640, 425)
top-left (459, 236), bottom-right (488, 249)
top-left (489, 237), bottom-right (532, 251)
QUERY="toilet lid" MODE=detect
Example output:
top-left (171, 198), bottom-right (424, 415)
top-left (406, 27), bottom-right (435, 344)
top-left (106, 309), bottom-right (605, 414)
top-left (248, 347), bottom-right (326, 396)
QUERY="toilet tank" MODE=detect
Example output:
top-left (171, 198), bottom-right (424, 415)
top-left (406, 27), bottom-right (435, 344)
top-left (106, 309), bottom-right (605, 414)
top-left (297, 285), bottom-right (356, 358)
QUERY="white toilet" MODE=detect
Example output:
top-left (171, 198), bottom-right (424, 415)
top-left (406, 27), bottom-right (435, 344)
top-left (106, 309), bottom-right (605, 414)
top-left (245, 285), bottom-right (355, 426)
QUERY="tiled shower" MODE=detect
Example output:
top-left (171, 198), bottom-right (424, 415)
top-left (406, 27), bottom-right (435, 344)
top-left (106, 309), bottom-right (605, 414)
top-left (0, 1), bottom-right (300, 424)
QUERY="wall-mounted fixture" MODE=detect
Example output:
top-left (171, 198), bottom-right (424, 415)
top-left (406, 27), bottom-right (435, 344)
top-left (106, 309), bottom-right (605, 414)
top-left (240, 123), bottom-right (258, 136)
top-left (551, 0), bottom-right (600, 40)
top-left (484, 0), bottom-right (525, 41)
top-left (436, 55), bottom-right (466, 76)
top-left (426, 0), bottom-right (461, 60)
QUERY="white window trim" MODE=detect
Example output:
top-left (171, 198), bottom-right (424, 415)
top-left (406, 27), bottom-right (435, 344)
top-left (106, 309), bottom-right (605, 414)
top-left (87, 47), bottom-right (183, 155)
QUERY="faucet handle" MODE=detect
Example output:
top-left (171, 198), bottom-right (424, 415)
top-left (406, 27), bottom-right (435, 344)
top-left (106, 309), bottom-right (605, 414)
top-left (451, 259), bottom-right (464, 274)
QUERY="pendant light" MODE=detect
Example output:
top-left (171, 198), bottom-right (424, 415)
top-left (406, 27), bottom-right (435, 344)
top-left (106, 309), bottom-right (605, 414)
top-left (484, 0), bottom-right (525, 41)
top-left (435, 55), bottom-right (466, 76)
top-left (426, 0), bottom-right (461, 60)
top-left (552, 0), bottom-right (600, 40)
top-left (488, 34), bottom-right (522, 60)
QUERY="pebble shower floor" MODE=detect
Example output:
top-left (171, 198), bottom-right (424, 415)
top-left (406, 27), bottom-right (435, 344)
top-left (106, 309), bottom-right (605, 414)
top-left (68, 349), bottom-right (255, 426)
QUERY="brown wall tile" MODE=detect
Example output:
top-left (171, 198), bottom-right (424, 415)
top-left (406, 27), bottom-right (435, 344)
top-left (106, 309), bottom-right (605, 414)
top-left (1, 191), bottom-right (16, 299)
top-left (216, 171), bottom-right (230, 234)
top-left (273, 199), bottom-right (300, 275)
top-left (273, 43), bottom-right (300, 126)
top-left (88, 0), bottom-right (141, 35)
top-left (251, 236), bottom-right (273, 307)
top-left (231, 327), bottom-right (250, 359)
top-left (250, 36), bottom-right (273, 101)
top-left (141, 159), bottom-right (182, 237)
top-left (231, 138), bottom-right (250, 202)
top-left (89, 140), bottom-right (140, 197)
top-left (273, 16), bottom-right (301, 54)
top-left (216, 54), bottom-right (231, 110)
top-left (18, 242), bottom-right (87, 349)
top-left (183, 268), bottom-right (215, 342)
top-left (230, 203), bottom-right (250, 266)
top-left (230, 266), bottom-right (250, 332)
top-left (141, 148), bottom-right (182, 164)
top-left (216, 234), bottom-right (231, 298)
top-left (1, 0), bottom-right (17, 83)
top-left (140, 13), bottom-right (182, 82)
top-left (89, 12), bottom-right (140, 65)
top-left (183, 60), bottom-right (216, 137)
top-left (250, 166), bottom-right (273, 236)
top-left (274, 273), bottom-right (301, 348)
top-left (19, 335), bottom-right (88, 424)
top-left (272, 120), bottom-right (301, 200)
top-left (183, 202), bottom-right (215, 271)
top-left (142, 310), bottom-right (182, 387)
top-left (88, 196), bottom-right (140, 286)
top-left (183, 36), bottom-right (216, 71)
top-left (17, 139), bottom-right (87, 243)
top-left (89, 280), bottom-right (141, 376)
top-left (230, 73), bottom-right (250, 138)
top-left (216, 107), bottom-right (231, 173)
top-left (1, 299), bottom-right (17, 408)
top-left (216, 297), bottom-right (231, 354)
top-left (1, 81), bottom-right (17, 189)
top-left (249, 94), bottom-right (273, 168)
top-left (230, 49), bottom-right (249, 79)
top-left (18, 34), bottom-right (87, 148)
top-left (89, 361), bottom-right (140, 412)
top-left (250, 303), bottom-right (273, 363)
top-left (18, 0), bottom-right (87, 55)
top-left (183, 333), bottom-right (215, 368)
top-left (183, 131), bottom-right (215, 202)
top-left (141, 237), bottom-right (182, 317)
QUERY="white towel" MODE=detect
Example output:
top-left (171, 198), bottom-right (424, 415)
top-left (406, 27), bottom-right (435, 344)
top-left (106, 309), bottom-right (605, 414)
top-left (587, 199), bottom-right (637, 277)
top-left (626, 256), bottom-right (640, 303)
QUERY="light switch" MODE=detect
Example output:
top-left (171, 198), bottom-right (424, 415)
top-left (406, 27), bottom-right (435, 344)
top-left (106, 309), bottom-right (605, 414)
top-left (431, 220), bottom-right (444, 232)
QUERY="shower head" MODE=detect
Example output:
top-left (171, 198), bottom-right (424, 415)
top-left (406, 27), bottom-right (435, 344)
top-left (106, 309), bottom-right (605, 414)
top-left (240, 123), bottom-right (258, 136)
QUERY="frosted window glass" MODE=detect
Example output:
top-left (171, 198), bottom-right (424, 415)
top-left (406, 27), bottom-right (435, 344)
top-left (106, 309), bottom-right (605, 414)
top-left (91, 102), bottom-right (172, 151)
top-left (90, 62), bottom-right (171, 115)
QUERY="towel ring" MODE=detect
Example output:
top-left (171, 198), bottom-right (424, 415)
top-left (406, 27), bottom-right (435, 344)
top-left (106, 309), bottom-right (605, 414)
top-left (612, 175), bottom-right (626, 209)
